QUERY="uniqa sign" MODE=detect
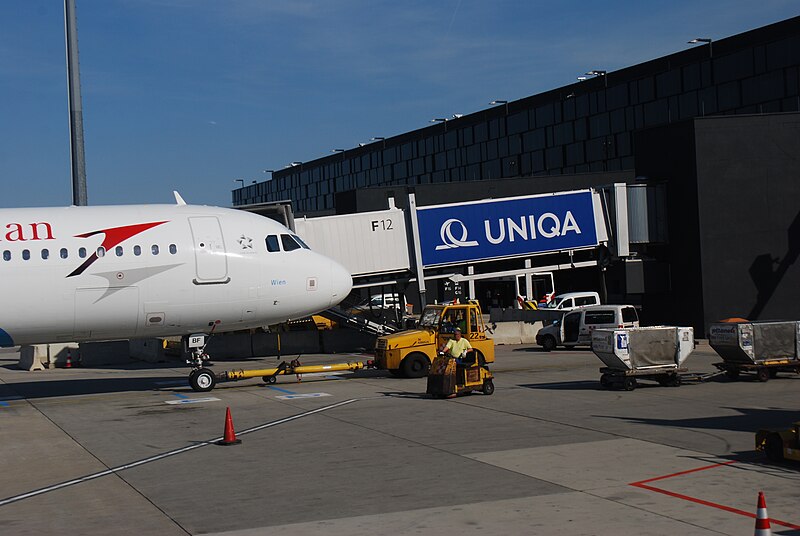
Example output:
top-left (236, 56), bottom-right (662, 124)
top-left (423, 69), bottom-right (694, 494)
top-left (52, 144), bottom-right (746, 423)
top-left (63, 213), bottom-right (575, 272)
top-left (416, 190), bottom-right (600, 266)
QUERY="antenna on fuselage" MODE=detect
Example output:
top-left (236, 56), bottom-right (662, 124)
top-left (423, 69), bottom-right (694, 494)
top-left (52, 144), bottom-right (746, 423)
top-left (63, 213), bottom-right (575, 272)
top-left (173, 191), bottom-right (187, 206)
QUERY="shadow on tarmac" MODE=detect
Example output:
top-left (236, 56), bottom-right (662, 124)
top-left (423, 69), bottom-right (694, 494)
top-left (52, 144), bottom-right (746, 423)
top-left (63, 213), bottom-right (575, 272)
top-left (596, 407), bottom-right (800, 435)
top-left (0, 376), bottom-right (188, 400)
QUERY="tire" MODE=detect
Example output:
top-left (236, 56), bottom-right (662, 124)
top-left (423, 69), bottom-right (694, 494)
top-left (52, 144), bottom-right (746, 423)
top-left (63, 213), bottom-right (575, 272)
top-left (262, 376), bottom-right (277, 384)
top-left (757, 368), bottom-right (770, 382)
top-left (541, 335), bottom-right (556, 352)
top-left (482, 379), bottom-right (495, 395)
top-left (190, 368), bottom-right (216, 392)
top-left (600, 374), bottom-right (611, 389)
top-left (401, 353), bottom-right (430, 378)
top-left (765, 433), bottom-right (784, 462)
top-left (623, 377), bottom-right (637, 391)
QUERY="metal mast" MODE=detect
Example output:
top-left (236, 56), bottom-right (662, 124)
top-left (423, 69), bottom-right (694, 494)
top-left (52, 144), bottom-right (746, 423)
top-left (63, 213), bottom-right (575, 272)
top-left (64, 0), bottom-right (88, 205)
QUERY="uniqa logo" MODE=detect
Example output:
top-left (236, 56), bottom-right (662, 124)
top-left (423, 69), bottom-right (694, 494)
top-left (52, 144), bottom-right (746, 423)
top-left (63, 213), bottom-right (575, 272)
top-left (435, 212), bottom-right (583, 250)
top-left (435, 219), bottom-right (479, 250)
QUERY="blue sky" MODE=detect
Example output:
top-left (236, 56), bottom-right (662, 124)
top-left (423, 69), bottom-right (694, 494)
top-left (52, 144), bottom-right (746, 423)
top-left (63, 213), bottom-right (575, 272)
top-left (0, 1), bottom-right (797, 208)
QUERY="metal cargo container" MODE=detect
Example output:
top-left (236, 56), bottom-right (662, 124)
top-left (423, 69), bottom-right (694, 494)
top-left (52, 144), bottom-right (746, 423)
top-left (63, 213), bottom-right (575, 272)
top-left (709, 321), bottom-right (800, 365)
top-left (592, 326), bottom-right (695, 371)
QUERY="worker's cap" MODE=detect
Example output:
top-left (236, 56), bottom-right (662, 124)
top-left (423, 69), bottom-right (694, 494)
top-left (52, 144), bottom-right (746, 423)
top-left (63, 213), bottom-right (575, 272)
top-left (454, 327), bottom-right (462, 333)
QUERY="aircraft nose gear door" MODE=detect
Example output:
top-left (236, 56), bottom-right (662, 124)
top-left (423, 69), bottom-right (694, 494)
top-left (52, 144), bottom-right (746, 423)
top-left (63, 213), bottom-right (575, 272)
top-left (189, 217), bottom-right (230, 284)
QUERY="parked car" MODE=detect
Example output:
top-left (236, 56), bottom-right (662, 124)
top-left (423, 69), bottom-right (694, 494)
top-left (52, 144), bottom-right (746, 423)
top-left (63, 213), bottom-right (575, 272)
top-left (539, 291), bottom-right (600, 311)
top-left (353, 293), bottom-right (401, 312)
top-left (536, 304), bottom-right (639, 351)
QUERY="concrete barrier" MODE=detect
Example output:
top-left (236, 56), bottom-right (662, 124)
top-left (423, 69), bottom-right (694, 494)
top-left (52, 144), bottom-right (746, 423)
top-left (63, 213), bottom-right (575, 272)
top-left (489, 321), bottom-right (543, 345)
top-left (18, 345), bottom-right (47, 371)
top-left (48, 343), bottom-right (81, 368)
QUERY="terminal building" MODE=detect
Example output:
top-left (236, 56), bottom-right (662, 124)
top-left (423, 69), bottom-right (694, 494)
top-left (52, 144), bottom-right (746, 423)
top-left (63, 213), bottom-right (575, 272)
top-left (234, 16), bottom-right (800, 333)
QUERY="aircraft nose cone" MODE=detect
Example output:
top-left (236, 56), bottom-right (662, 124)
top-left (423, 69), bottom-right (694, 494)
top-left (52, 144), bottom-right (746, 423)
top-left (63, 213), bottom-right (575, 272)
top-left (329, 261), bottom-right (352, 307)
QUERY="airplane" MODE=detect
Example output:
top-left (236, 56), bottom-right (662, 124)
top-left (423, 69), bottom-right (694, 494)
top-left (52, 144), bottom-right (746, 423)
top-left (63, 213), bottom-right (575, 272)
top-left (0, 192), bottom-right (352, 364)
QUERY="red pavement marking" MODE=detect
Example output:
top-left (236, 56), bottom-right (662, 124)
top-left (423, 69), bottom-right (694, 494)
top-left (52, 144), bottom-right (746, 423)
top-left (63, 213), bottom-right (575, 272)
top-left (629, 461), bottom-right (800, 530)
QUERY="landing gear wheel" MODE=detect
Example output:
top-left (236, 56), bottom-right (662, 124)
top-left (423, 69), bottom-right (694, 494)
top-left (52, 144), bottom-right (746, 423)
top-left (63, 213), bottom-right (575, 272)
top-left (541, 336), bottom-right (556, 352)
top-left (725, 368), bottom-right (740, 380)
top-left (623, 377), bottom-right (637, 391)
top-left (765, 433), bottom-right (784, 462)
top-left (262, 376), bottom-right (277, 384)
top-left (401, 354), bottom-right (429, 378)
top-left (482, 379), bottom-right (495, 395)
top-left (600, 374), bottom-right (611, 389)
top-left (757, 368), bottom-right (770, 382)
top-left (190, 368), bottom-right (216, 392)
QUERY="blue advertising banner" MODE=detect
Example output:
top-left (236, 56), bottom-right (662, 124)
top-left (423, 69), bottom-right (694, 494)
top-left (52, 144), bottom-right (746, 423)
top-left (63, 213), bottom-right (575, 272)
top-left (416, 190), bottom-right (599, 266)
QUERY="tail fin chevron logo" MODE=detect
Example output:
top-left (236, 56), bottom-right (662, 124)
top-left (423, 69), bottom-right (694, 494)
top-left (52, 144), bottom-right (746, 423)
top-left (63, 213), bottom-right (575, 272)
top-left (435, 218), bottom-right (479, 250)
top-left (67, 221), bottom-right (168, 277)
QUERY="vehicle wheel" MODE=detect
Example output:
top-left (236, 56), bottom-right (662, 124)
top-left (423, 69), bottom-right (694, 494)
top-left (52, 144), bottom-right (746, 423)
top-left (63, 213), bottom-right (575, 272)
top-left (757, 368), bottom-right (770, 382)
top-left (190, 368), bottom-right (216, 392)
top-left (401, 353), bottom-right (429, 378)
top-left (541, 335), bottom-right (556, 352)
top-left (623, 377), bottom-right (637, 391)
top-left (262, 376), bottom-right (277, 384)
top-left (600, 374), bottom-right (611, 389)
top-left (725, 368), bottom-right (740, 380)
top-left (765, 433), bottom-right (784, 462)
top-left (768, 368), bottom-right (779, 379)
top-left (482, 379), bottom-right (495, 395)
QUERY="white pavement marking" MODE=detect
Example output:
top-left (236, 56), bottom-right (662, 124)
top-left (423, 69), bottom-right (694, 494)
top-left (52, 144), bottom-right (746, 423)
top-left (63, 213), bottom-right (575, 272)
top-left (0, 398), bottom-right (359, 508)
top-left (164, 397), bottom-right (220, 405)
top-left (275, 393), bottom-right (332, 400)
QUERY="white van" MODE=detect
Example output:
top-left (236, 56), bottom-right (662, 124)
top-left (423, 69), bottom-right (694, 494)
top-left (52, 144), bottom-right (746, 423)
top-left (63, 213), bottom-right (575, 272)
top-left (362, 293), bottom-right (401, 309)
top-left (536, 304), bottom-right (639, 351)
top-left (541, 291), bottom-right (600, 311)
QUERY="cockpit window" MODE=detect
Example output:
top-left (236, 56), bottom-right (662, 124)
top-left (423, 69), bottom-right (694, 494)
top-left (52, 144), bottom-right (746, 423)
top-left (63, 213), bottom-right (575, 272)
top-left (265, 235), bottom-right (280, 252)
top-left (293, 234), bottom-right (311, 249)
top-left (280, 234), bottom-right (302, 252)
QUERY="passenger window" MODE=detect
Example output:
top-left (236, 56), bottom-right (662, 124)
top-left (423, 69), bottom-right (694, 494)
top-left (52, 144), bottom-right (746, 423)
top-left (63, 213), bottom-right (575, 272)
top-left (22, 249), bottom-right (30, 260)
top-left (115, 246), bottom-right (123, 257)
top-left (575, 296), bottom-right (596, 306)
top-left (561, 298), bottom-right (574, 309)
top-left (169, 244), bottom-right (177, 254)
top-left (97, 247), bottom-right (106, 257)
top-left (622, 307), bottom-right (639, 323)
top-left (280, 234), bottom-right (301, 252)
top-left (265, 235), bottom-right (280, 252)
top-left (134, 245), bottom-right (141, 256)
top-left (151, 245), bottom-right (159, 255)
top-left (584, 311), bottom-right (616, 325)
top-left (41, 249), bottom-right (49, 260)
top-left (3, 250), bottom-right (10, 261)
top-left (79, 247), bottom-right (87, 258)
top-left (60, 248), bottom-right (68, 259)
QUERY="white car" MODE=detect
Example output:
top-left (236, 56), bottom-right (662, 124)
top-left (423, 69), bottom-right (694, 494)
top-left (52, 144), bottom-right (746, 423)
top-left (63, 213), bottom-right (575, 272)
top-left (536, 305), bottom-right (640, 351)
top-left (540, 291), bottom-right (600, 311)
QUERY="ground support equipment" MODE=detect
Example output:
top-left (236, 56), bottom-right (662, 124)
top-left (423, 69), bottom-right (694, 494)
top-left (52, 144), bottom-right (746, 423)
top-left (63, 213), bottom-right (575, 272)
top-left (599, 366), bottom-right (687, 391)
top-left (713, 360), bottom-right (800, 382)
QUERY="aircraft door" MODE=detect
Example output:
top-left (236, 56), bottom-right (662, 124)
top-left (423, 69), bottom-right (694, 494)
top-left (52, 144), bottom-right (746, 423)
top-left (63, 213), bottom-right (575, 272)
top-left (189, 217), bottom-right (229, 284)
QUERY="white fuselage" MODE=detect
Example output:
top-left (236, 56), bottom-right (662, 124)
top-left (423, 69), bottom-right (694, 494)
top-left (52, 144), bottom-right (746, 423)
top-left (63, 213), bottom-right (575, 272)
top-left (0, 203), bottom-right (352, 347)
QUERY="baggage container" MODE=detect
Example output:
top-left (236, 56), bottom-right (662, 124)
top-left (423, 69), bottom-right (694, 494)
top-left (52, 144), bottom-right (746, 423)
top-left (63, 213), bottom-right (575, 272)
top-left (709, 321), bottom-right (800, 381)
top-left (591, 326), bottom-right (694, 390)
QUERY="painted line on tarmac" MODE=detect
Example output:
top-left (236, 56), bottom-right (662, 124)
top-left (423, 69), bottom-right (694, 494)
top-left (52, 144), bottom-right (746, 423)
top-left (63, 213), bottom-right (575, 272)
top-left (629, 461), bottom-right (800, 530)
top-left (275, 393), bottom-right (332, 400)
top-left (0, 398), bottom-right (359, 507)
top-left (173, 393), bottom-right (189, 399)
top-left (164, 397), bottom-right (220, 405)
top-left (265, 385), bottom-right (296, 395)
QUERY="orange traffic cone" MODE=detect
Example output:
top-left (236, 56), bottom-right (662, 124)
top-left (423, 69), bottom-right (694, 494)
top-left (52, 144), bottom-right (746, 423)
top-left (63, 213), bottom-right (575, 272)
top-left (65, 350), bottom-right (73, 369)
top-left (217, 407), bottom-right (241, 446)
top-left (755, 491), bottom-right (772, 536)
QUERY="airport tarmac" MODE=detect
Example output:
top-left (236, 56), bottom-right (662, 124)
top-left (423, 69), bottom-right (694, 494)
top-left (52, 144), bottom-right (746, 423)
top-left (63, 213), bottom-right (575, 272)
top-left (1, 343), bottom-right (799, 535)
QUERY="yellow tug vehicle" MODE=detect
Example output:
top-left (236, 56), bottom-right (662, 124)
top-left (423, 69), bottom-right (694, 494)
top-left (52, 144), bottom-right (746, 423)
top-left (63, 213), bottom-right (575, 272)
top-left (426, 350), bottom-right (494, 398)
top-left (374, 301), bottom-right (495, 378)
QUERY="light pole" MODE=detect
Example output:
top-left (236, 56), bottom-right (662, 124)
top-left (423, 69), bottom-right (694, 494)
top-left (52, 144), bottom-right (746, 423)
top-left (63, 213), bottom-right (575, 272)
top-left (64, 0), bottom-right (87, 205)
top-left (688, 38), bottom-right (713, 58)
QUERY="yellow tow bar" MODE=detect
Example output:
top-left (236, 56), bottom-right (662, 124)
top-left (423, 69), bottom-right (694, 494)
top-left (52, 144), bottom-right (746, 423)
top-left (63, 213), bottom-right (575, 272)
top-left (188, 360), bottom-right (375, 392)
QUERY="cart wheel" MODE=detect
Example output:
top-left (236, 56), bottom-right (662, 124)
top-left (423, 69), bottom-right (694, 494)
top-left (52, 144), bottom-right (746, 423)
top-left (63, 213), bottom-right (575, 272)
top-left (725, 368), bottom-right (740, 380)
top-left (765, 433), bottom-right (784, 462)
top-left (541, 335), bottom-right (556, 352)
top-left (757, 368), bottom-right (770, 382)
top-left (669, 374), bottom-right (682, 387)
top-left (189, 368), bottom-right (216, 392)
top-left (262, 376), bottom-right (277, 384)
top-left (600, 374), bottom-right (611, 389)
top-left (768, 368), bottom-right (779, 379)
top-left (623, 377), bottom-right (637, 391)
top-left (482, 379), bottom-right (495, 395)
